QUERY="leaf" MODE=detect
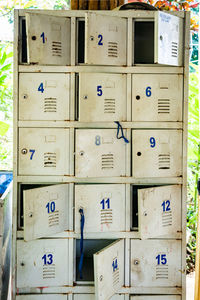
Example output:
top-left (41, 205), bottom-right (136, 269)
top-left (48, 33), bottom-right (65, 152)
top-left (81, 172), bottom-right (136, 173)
top-left (0, 121), bottom-right (9, 136)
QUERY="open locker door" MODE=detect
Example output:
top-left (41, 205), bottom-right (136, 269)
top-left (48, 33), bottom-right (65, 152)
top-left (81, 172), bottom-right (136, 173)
top-left (25, 13), bottom-right (70, 65)
top-left (24, 184), bottom-right (69, 241)
top-left (85, 13), bottom-right (127, 65)
top-left (155, 11), bottom-right (183, 66)
top-left (94, 239), bottom-right (124, 300)
top-left (138, 185), bottom-right (181, 239)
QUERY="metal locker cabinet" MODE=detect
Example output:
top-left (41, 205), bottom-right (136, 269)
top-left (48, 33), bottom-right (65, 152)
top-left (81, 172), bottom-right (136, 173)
top-left (132, 130), bottom-right (182, 178)
top-left (85, 12), bottom-right (127, 66)
top-left (24, 184), bottom-right (69, 241)
top-left (94, 239), bottom-right (124, 300)
top-left (75, 184), bottom-right (126, 233)
top-left (73, 295), bottom-right (125, 300)
top-left (132, 74), bottom-right (183, 122)
top-left (79, 73), bottom-right (127, 122)
top-left (131, 297), bottom-right (181, 300)
top-left (19, 73), bottom-right (70, 121)
top-left (16, 296), bottom-right (68, 300)
top-left (131, 240), bottom-right (182, 287)
top-left (155, 11), bottom-right (183, 66)
top-left (19, 128), bottom-right (70, 175)
top-left (25, 13), bottom-right (70, 65)
top-left (137, 185), bottom-right (181, 239)
top-left (17, 239), bottom-right (69, 288)
top-left (75, 129), bottom-right (127, 177)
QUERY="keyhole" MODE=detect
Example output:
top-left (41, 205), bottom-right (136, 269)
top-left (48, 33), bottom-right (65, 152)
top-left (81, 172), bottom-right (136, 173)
top-left (23, 94), bottom-right (28, 99)
top-left (160, 35), bottom-right (163, 41)
top-left (21, 148), bottom-right (28, 155)
top-left (136, 95), bottom-right (140, 100)
top-left (90, 36), bottom-right (94, 41)
top-left (137, 152), bottom-right (142, 156)
top-left (32, 36), bottom-right (37, 41)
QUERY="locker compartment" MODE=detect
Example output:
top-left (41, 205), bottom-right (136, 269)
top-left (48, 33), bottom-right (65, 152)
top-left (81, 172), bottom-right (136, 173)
top-left (25, 13), bottom-right (70, 65)
top-left (132, 74), bottom-right (183, 122)
top-left (75, 129), bottom-right (127, 177)
top-left (85, 13), bottom-right (127, 66)
top-left (16, 295), bottom-right (68, 300)
top-left (132, 130), bottom-right (182, 177)
top-left (17, 239), bottom-right (69, 288)
top-left (77, 19), bottom-right (85, 64)
top-left (78, 73), bottom-right (127, 122)
top-left (19, 128), bottom-right (70, 175)
top-left (24, 184), bottom-right (69, 241)
top-left (74, 294), bottom-right (124, 300)
top-left (19, 73), bottom-right (70, 121)
top-left (75, 239), bottom-right (124, 300)
top-left (131, 296), bottom-right (181, 300)
top-left (131, 240), bottom-right (182, 287)
top-left (134, 12), bottom-right (183, 66)
top-left (75, 184), bottom-right (126, 233)
top-left (131, 185), bottom-right (182, 239)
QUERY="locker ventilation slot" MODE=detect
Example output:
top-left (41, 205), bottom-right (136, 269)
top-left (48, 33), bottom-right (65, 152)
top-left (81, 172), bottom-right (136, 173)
top-left (52, 41), bottom-right (62, 57)
top-left (43, 263), bottom-right (56, 279)
top-left (44, 153), bottom-right (56, 167)
top-left (108, 42), bottom-right (118, 58)
top-left (158, 154), bottom-right (170, 169)
top-left (171, 42), bottom-right (178, 58)
top-left (158, 99), bottom-right (170, 114)
top-left (48, 211), bottom-right (59, 227)
top-left (100, 209), bottom-right (113, 225)
top-left (162, 211), bottom-right (172, 227)
top-left (44, 98), bottom-right (57, 113)
top-left (112, 257), bottom-right (120, 286)
top-left (156, 264), bottom-right (169, 279)
top-left (101, 154), bottom-right (114, 169)
top-left (104, 99), bottom-right (115, 114)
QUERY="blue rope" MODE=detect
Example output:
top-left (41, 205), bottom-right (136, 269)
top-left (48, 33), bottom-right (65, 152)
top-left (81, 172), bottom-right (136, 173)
top-left (114, 121), bottom-right (129, 143)
top-left (78, 208), bottom-right (85, 279)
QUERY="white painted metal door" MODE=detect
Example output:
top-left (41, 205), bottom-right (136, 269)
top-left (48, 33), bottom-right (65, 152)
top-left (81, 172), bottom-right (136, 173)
top-left (19, 128), bottom-right (70, 175)
top-left (131, 296), bottom-right (181, 300)
top-left (16, 296), bottom-right (68, 300)
top-left (132, 130), bottom-right (182, 177)
top-left (94, 239), bottom-right (124, 300)
top-left (131, 240), bottom-right (182, 287)
top-left (138, 185), bottom-right (181, 239)
top-left (26, 13), bottom-right (70, 65)
top-left (24, 184), bottom-right (69, 241)
top-left (85, 13), bottom-right (127, 65)
top-left (75, 184), bottom-right (126, 233)
top-left (79, 73), bottom-right (127, 122)
top-left (17, 239), bottom-right (69, 288)
top-left (132, 74), bottom-right (183, 121)
top-left (74, 294), bottom-right (124, 300)
top-left (76, 129), bottom-right (127, 177)
top-left (155, 11), bottom-right (183, 66)
top-left (19, 73), bottom-right (70, 121)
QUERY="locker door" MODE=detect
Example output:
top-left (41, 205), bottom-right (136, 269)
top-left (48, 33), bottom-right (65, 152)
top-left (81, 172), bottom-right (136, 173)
top-left (79, 73), bottom-right (127, 122)
top-left (85, 13), bottom-right (127, 65)
top-left (131, 240), bottom-right (182, 287)
top-left (132, 74), bottom-right (183, 122)
top-left (155, 11), bottom-right (183, 66)
top-left (19, 73), bottom-right (70, 121)
top-left (76, 129), bottom-right (127, 177)
top-left (16, 296), bottom-right (68, 300)
top-left (17, 239), bottom-right (69, 288)
top-left (19, 128), bottom-right (70, 175)
top-left (138, 185), bottom-right (181, 239)
top-left (132, 130), bottom-right (182, 177)
top-left (26, 13), bottom-right (70, 65)
top-left (74, 295), bottom-right (124, 300)
top-left (24, 184), bottom-right (69, 241)
top-left (94, 239), bottom-right (124, 300)
top-left (131, 296), bottom-right (181, 300)
top-left (75, 184), bottom-right (126, 233)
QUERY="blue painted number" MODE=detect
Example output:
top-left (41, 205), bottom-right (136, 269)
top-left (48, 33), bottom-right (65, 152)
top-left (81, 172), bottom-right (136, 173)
top-left (46, 201), bottom-right (56, 214)
top-left (156, 254), bottom-right (167, 265)
top-left (146, 86), bottom-right (152, 97)
top-left (100, 198), bottom-right (110, 210)
top-left (150, 137), bottom-right (156, 148)
top-left (95, 135), bottom-right (101, 146)
top-left (29, 149), bottom-right (35, 160)
top-left (42, 254), bottom-right (53, 265)
top-left (162, 200), bottom-right (171, 212)
top-left (40, 32), bottom-right (45, 43)
top-left (97, 85), bottom-right (103, 96)
top-left (98, 34), bottom-right (103, 46)
top-left (38, 83), bottom-right (44, 93)
top-left (112, 258), bottom-right (118, 272)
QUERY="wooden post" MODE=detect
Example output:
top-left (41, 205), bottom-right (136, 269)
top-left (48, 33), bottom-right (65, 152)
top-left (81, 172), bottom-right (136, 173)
top-left (71, 0), bottom-right (125, 10)
top-left (195, 179), bottom-right (200, 300)
top-left (89, 0), bottom-right (99, 9)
